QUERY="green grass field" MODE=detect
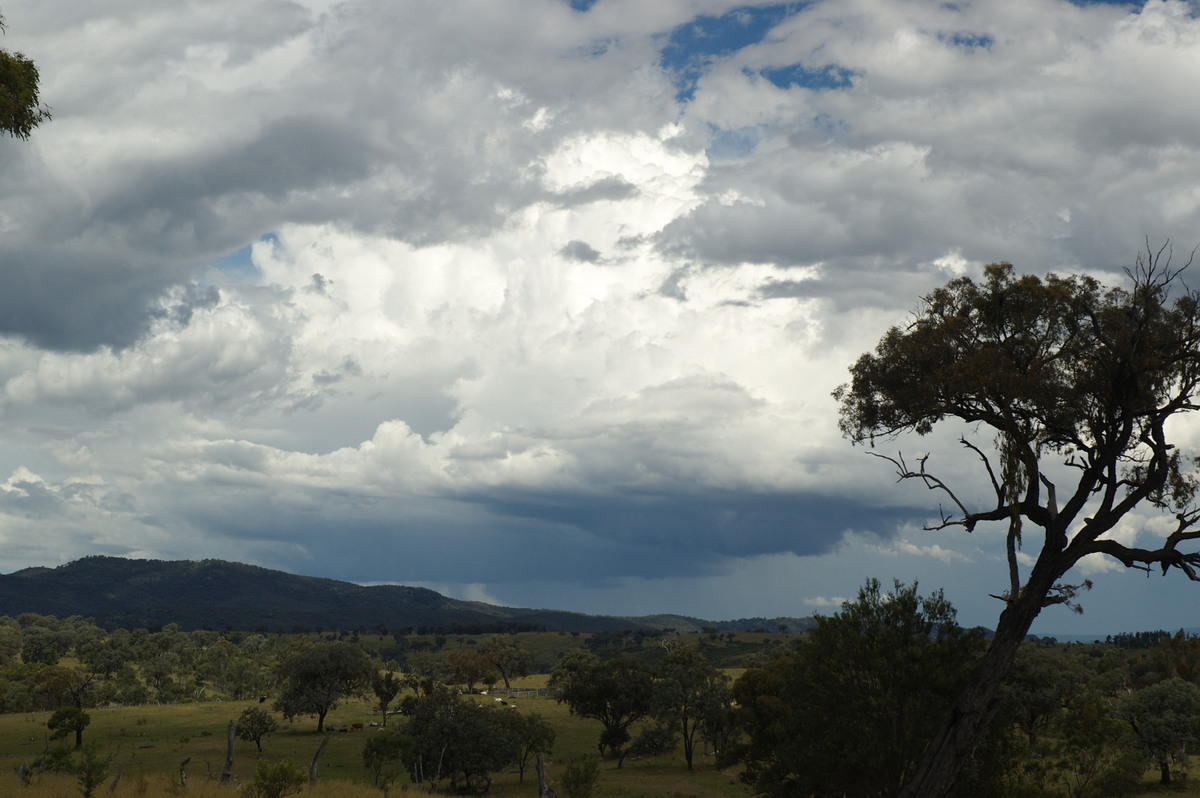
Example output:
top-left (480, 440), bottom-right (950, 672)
top-left (3, 668), bottom-right (1198, 796)
top-left (0, 680), bottom-right (749, 797)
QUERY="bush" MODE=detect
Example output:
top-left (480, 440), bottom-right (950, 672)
top-left (244, 760), bottom-right (305, 798)
top-left (559, 755), bottom-right (601, 798)
top-left (74, 745), bottom-right (112, 798)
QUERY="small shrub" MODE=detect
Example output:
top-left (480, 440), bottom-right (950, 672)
top-left (559, 755), bottom-right (601, 798)
top-left (74, 744), bottom-right (112, 798)
top-left (244, 760), bottom-right (306, 798)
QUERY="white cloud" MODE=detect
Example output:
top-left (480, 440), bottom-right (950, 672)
top-left (3, 0), bottom-right (1200, 634)
top-left (803, 595), bottom-right (849, 609)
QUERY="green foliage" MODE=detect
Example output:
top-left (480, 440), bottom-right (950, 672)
top-left (558, 755), bottom-right (601, 798)
top-left (446, 648), bottom-right (498, 693)
top-left (47, 706), bottom-right (90, 749)
top-left (30, 743), bottom-right (75, 775)
top-left (997, 644), bottom-right (1091, 750)
top-left (72, 744), bottom-right (111, 798)
top-left (834, 254), bottom-right (1200, 581)
top-left (1040, 700), bottom-right (1131, 798)
top-left (0, 13), bottom-right (50, 141)
top-left (551, 651), bottom-right (655, 767)
top-left (244, 759), bottom-right (306, 798)
top-left (652, 644), bottom-right (731, 769)
top-left (26, 743), bottom-right (111, 798)
top-left (1116, 678), bottom-right (1200, 784)
top-left (235, 706), bottom-right (279, 752)
top-left (514, 711), bottom-right (556, 783)
top-left (273, 640), bottom-right (374, 732)
top-left (362, 729), bottom-right (414, 789)
top-left (726, 579), bottom-right (988, 797)
top-left (1144, 630), bottom-right (1200, 682)
top-left (399, 684), bottom-right (522, 792)
top-left (835, 255), bottom-right (1200, 796)
top-left (371, 669), bottom-right (402, 726)
top-left (481, 636), bottom-right (531, 688)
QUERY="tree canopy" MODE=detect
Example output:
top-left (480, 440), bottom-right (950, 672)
top-left (0, 11), bottom-right (51, 140)
top-left (726, 580), bottom-right (988, 797)
top-left (835, 248), bottom-right (1200, 797)
top-left (273, 641), bottom-right (373, 733)
top-left (550, 651), bottom-right (656, 768)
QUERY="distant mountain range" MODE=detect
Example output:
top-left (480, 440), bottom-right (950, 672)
top-left (0, 556), bottom-right (815, 635)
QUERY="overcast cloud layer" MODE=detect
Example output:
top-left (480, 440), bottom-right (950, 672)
top-left (3, 0), bottom-right (1200, 636)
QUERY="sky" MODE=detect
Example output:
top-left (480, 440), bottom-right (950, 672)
top-left (3, 0), bottom-right (1200, 638)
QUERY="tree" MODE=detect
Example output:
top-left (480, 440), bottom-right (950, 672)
top-left (835, 252), bottom-right (1200, 797)
top-left (236, 707), bottom-right (279, 752)
top-left (482, 637), bottom-right (531, 689)
top-left (372, 670), bottom-right (402, 727)
top-left (1116, 678), bottom-right (1200, 785)
top-left (725, 579), bottom-right (987, 797)
top-left (0, 11), bottom-right (51, 139)
top-left (652, 645), bottom-right (730, 770)
top-left (274, 641), bottom-right (374, 732)
top-left (47, 706), bottom-right (90, 749)
top-left (361, 730), bottom-right (414, 792)
top-left (550, 652), bottom-right (656, 768)
top-left (1145, 630), bottom-right (1200, 683)
top-left (446, 648), bottom-right (497, 694)
top-left (514, 712), bottom-right (556, 783)
top-left (996, 644), bottom-right (1089, 751)
top-left (398, 685), bottom-right (521, 793)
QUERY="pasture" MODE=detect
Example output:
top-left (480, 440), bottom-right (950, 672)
top-left (0, 680), bottom-right (748, 797)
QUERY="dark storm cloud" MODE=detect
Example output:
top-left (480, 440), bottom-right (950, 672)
top-left (0, 245), bottom-right (186, 351)
top-left (97, 117), bottom-right (380, 221)
top-left (471, 488), bottom-right (915, 567)
top-left (158, 475), bottom-right (918, 587)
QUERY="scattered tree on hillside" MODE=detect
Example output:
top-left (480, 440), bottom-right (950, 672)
top-left (835, 251), bottom-right (1200, 797)
top-left (47, 706), bottom-right (90, 749)
top-left (550, 651), bottom-right (656, 768)
top-left (481, 637), bottom-right (531, 689)
top-left (1117, 678), bottom-right (1200, 785)
top-left (0, 10), bottom-right (51, 140)
top-left (372, 670), bottom-right (402, 727)
top-left (361, 729), bottom-right (414, 791)
top-left (398, 685), bottom-right (521, 793)
top-left (236, 707), bottom-right (279, 752)
top-left (274, 641), bottom-right (373, 732)
top-left (446, 648), bottom-right (497, 694)
top-left (652, 644), bottom-right (731, 770)
top-left (513, 712), bottom-right (556, 784)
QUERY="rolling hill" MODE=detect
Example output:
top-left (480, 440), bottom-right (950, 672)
top-left (0, 556), bottom-right (814, 635)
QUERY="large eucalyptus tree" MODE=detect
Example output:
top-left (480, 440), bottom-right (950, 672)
top-left (836, 245), bottom-right (1200, 797)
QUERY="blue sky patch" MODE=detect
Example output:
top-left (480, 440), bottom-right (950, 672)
top-left (757, 63), bottom-right (855, 91)
top-left (939, 31), bottom-right (993, 50)
top-left (564, 0), bottom-right (599, 11)
top-left (660, 3), bottom-right (806, 102)
top-left (212, 233), bottom-right (277, 282)
top-left (707, 124), bottom-right (771, 162)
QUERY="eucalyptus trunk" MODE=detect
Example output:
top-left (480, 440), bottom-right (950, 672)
top-left (898, 562), bottom-right (1059, 798)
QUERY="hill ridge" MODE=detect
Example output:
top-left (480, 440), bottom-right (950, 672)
top-left (0, 556), bottom-right (814, 635)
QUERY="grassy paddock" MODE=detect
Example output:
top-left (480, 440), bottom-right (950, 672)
top-left (0, 681), bottom-right (747, 797)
